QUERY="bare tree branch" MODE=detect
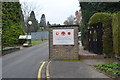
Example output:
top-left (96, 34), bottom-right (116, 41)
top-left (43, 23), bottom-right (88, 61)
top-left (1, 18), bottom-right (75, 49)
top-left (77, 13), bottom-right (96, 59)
top-left (20, 1), bottom-right (41, 21)
top-left (63, 15), bottom-right (75, 25)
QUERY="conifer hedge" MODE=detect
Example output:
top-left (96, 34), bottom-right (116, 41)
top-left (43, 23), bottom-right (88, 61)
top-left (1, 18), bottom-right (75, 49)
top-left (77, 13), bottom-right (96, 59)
top-left (112, 12), bottom-right (120, 57)
top-left (2, 2), bottom-right (24, 47)
top-left (89, 13), bottom-right (113, 57)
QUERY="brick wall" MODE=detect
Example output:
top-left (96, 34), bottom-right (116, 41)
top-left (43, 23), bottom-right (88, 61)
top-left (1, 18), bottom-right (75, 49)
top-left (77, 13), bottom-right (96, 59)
top-left (49, 25), bottom-right (79, 60)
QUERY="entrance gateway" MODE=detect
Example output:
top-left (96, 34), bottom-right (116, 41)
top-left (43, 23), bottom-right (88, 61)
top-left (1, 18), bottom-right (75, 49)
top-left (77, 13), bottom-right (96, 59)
top-left (49, 25), bottom-right (79, 60)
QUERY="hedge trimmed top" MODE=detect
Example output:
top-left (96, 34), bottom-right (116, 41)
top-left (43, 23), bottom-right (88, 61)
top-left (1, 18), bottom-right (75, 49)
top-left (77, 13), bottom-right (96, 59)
top-left (88, 13), bottom-right (112, 25)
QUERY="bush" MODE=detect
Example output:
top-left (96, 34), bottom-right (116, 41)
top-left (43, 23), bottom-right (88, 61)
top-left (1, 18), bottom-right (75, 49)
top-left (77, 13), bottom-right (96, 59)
top-left (89, 13), bottom-right (113, 57)
top-left (2, 23), bottom-right (24, 46)
top-left (2, 2), bottom-right (24, 47)
top-left (112, 12), bottom-right (120, 57)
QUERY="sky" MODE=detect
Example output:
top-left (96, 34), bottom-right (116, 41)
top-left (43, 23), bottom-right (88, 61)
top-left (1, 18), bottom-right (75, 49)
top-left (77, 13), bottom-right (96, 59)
top-left (20, 0), bottom-right (80, 25)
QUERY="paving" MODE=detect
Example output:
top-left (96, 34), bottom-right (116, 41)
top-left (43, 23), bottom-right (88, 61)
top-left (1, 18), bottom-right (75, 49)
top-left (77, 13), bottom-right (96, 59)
top-left (49, 61), bottom-right (111, 79)
top-left (48, 45), bottom-right (113, 79)
top-left (82, 59), bottom-right (117, 65)
top-left (79, 46), bottom-right (105, 59)
top-left (79, 45), bottom-right (118, 65)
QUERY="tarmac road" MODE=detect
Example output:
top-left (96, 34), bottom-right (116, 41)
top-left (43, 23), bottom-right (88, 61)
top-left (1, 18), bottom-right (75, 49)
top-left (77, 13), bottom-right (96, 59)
top-left (2, 42), bottom-right (49, 79)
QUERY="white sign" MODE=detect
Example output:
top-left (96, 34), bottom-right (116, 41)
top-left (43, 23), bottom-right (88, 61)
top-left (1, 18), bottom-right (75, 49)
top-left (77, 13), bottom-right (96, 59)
top-left (26, 35), bottom-right (31, 39)
top-left (53, 29), bottom-right (74, 45)
top-left (19, 35), bottom-right (27, 39)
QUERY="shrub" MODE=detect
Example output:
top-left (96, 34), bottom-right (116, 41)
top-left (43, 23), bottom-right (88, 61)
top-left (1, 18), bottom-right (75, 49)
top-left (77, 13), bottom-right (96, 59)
top-left (89, 13), bottom-right (113, 57)
top-left (112, 12), bottom-right (120, 57)
top-left (2, 23), bottom-right (24, 46)
top-left (2, 2), bottom-right (24, 47)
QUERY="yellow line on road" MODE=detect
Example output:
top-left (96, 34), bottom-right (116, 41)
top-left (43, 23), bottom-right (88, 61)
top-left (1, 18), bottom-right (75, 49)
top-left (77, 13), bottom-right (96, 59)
top-left (46, 61), bottom-right (51, 79)
top-left (38, 61), bottom-right (46, 80)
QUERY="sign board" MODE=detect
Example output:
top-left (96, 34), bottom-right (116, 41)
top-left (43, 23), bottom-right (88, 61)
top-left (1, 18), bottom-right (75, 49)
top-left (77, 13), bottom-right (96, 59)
top-left (53, 29), bottom-right (74, 45)
top-left (19, 35), bottom-right (27, 39)
top-left (78, 32), bottom-right (81, 37)
top-left (26, 35), bottom-right (31, 39)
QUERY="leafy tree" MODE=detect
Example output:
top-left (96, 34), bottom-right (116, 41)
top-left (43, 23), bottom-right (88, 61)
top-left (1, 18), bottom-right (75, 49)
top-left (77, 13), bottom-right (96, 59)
top-left (2, 2), bottom-right (24, 47)
top-left (39, 14), bottom-right (46, 30)
top-left (27, 11), bottom-right (38, 32)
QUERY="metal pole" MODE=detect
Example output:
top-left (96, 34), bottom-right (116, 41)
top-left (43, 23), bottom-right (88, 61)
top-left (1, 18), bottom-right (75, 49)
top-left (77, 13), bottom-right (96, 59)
top-left (29, 25), bottom-right (32, 45)
top-left (28, 20), bottom-right (32, 46)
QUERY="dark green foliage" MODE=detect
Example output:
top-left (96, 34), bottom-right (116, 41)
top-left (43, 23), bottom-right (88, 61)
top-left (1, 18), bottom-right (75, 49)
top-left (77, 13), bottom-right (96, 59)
top-left (112, 12), bottom-right (120, 56)
top-left (47, 21), bottom-right (50, 26)
top-left (28, 11), bottom-right (39, 32)
top-left (21, 11), bottom-right (26, 33)
top-left (80, 2), bottom-right (120, 25)
top-left (39, 14), bottom-right (46, 30)
top-left (80, 2), bottom-right (120, 48)
top-left (3, 24), bottom-right (24, 46)
top-left (2, 2), bottom-right (24, 47)
top-left (89, 13), bottom-right (113, 56)
top-left (102, 23), bottom-right (113, 57)
top-left (89, 13), bottom-right (112, 24)
top-left (2, 2), bottom-right (22, 24)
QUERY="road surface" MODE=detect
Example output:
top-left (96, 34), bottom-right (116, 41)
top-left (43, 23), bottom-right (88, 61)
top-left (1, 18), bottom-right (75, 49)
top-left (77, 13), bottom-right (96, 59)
top-left (2, 42), bottom-right (49, 79)
top-left (2, 42), bottom-right (112, 80)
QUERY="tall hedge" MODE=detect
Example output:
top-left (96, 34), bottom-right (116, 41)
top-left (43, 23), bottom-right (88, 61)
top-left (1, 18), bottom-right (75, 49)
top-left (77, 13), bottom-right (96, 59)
top-left (80, 2), bottom-right (120, 48)
top-left (2, 2), bottom-right (24, 47)
top-left (112, 12), bottom-right (120, 56)
top-left (89, 13), bottom-right (113, 57)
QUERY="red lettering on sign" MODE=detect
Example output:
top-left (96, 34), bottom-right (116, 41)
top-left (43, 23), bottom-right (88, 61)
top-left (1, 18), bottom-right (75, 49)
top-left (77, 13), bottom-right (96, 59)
top-left (68, 32), bottom-right (71, 35)
top-left (61, 32), bottom-right (65, 36)
top-left (56, 32), bottom-right (59, 35)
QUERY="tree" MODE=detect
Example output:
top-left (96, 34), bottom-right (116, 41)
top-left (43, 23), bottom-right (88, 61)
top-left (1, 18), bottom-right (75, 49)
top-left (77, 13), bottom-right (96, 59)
top-left (63, 15), bottom-right (75, 25)
top-left (39, 14), bottom-right (46, 30)
top-left (45, 21), bottom-right (50, 30)
top-left (2, 2), bottom-right (24, 47)
top-left (47, 21), bottom-right (50, 26)
top-left (80, 2), bottom-right (120, 27)
top-left (20, 1), bottom-right (41, 21)
top-left (28, 11), bottom-right (39, 32)
top-left (79, 2), bottom-right (120, 47)
top-left (20, 1), bottom-right (41, 32)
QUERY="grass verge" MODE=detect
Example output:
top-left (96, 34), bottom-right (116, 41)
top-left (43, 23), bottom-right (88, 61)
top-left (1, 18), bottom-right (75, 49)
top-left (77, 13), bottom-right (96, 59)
top-left (32, 40), bottom-right (48, 46)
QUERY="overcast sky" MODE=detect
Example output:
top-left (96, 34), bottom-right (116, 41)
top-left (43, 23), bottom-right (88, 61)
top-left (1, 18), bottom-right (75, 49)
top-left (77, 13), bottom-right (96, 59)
top-left (20, 0), bottom-right (80, 25)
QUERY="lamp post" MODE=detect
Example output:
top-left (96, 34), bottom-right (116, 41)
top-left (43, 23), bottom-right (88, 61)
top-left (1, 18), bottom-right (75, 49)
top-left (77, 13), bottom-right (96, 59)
top-left (28, 20), bottom-right (32, 45)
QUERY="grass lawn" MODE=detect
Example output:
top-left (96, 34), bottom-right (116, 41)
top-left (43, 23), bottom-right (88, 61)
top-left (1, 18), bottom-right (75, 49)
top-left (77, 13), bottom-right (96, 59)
top-left (32, 40), bottom-right (48, 46)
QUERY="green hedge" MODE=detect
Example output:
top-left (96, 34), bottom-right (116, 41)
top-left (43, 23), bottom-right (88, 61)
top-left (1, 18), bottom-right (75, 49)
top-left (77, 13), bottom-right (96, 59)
top-left (112, 12), bottom-right (120, 56)
top-left (89, 13), bottom-right (113, 57)
top-left (89, 13), bottom-right (112, 24)
top-left (2, 23), bottom-right (24, 46)
top-left (2, 2), bottom-right (24, 47)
